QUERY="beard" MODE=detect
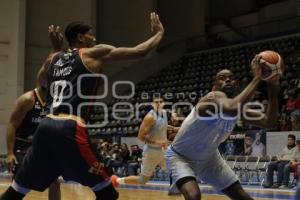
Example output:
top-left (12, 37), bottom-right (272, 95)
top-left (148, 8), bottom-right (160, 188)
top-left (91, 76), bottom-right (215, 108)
top-left (287, 143), bottom-right (296, 149)
top-left (221, 86), bottom-right (235, 98)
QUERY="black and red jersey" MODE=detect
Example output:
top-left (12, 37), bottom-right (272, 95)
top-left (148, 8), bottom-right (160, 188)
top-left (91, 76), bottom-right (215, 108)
top-left (16, 89), bottom-right (47, 141)
top-left (46, 48), bottom-right (99, 122)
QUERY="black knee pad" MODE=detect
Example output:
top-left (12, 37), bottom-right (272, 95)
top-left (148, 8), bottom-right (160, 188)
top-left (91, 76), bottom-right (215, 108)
top-left (95, 184), bottom-right (119, 200)
top-left (0, 186), bottom-right (25, 200)
top-left (176, 176), bottom-right (197, 190)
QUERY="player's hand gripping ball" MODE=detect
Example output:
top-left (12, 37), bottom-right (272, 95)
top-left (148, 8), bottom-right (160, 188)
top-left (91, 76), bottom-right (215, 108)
top-left (258, 50), bottom-right (284, 83)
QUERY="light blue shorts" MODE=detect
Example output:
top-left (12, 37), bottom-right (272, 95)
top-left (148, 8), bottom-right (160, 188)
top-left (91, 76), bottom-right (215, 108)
top-left (141, 147), bottom-right (166, 177)
top-left (166, 147), bottom-right (238, 193)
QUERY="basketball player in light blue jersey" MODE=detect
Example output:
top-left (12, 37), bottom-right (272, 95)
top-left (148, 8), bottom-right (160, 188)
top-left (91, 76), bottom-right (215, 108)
top-left (113, 96), bottom-right (169, 185)
top-left (166, 55), bottom-right (281, 200)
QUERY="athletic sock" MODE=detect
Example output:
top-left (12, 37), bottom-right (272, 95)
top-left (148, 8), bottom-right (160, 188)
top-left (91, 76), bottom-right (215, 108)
top-left (0, 186), bottom-right (25, 200)
top-left (117, 177), bottom-right (125, 184)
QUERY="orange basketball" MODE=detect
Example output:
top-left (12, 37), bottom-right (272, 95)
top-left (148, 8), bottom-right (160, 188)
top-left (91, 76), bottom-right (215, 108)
top-left (258, 50), bottom-right (283, 81)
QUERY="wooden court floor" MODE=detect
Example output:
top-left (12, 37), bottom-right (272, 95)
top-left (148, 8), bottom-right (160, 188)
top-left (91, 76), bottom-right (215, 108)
top-left (0, 181), bottom-right (276, 200)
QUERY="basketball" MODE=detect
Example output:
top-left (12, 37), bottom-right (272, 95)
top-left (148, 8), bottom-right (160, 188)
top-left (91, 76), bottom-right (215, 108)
top-left (258, 50), bottom-right (284, 81)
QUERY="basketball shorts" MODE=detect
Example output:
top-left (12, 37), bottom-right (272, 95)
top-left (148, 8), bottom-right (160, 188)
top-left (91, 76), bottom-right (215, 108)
top-left (15, 116), bottom-right (111, 192)
top-left (12, 140), bottom-right (32, 177)
top-left (166, 146), bottom-right (238, 193)
top-left (141, 147), bottom-right (166, 177)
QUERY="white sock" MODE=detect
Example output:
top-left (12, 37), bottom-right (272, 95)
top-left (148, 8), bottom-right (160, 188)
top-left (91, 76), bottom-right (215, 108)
top-left (12, 180), bottom-right (30, 195)
top-left (117, 178), bottom-right (125, 184)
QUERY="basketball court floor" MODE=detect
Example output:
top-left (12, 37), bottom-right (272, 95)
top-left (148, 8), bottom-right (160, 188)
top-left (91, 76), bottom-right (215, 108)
top-left (0, 179), bottom-right (296, 200)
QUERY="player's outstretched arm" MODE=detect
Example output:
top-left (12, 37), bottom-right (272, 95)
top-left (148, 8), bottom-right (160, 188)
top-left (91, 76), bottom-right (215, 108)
top-left (85, 12), bottom-right (164, 61)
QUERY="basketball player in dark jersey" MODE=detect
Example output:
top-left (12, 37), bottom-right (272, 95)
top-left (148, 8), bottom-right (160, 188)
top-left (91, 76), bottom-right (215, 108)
top-left (5, 25), bottom-right (63, 200)
top-left (0, 12), bottom-right (164, 200)
top-left (6, 86), bottom-right (61, 200)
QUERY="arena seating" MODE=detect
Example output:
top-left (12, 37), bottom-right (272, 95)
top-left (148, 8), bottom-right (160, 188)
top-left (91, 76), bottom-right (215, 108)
top-left (89, 34), bottom-right (300, 136)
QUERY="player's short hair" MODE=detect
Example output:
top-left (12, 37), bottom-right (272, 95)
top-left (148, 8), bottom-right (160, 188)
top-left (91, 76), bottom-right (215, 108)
top-left (65, 22), bottom-right (92, 44)
top-left (151, 93), bottom-right (164, 102)
top-left (288, 134), bottom-right (296, 141)
top-left (245, 134), bottom-right (252, 139)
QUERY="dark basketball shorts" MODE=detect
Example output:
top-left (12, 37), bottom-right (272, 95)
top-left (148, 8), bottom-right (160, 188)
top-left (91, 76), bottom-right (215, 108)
top-left (12, 140), bottom-right (32, 177)
top-left (15, 116), bottom-right (111, 192)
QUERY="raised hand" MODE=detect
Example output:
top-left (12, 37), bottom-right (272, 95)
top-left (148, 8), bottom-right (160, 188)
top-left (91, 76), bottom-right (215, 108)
top-left (150, 12), bottom-right (164, 35)
top-left (48, 25), bottom-right (64, 51)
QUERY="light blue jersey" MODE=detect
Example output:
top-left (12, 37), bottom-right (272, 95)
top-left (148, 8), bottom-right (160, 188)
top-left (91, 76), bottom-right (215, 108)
top-left (143, 109), bottom-right (168, 151)
top-left (171, 107), bottom-right (237, 160)
top-left (141, 109), bottom-right (168, 176)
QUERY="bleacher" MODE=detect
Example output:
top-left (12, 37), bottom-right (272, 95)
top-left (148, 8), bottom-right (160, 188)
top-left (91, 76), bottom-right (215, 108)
top-left (88, 34), bottom-right (300, 137)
